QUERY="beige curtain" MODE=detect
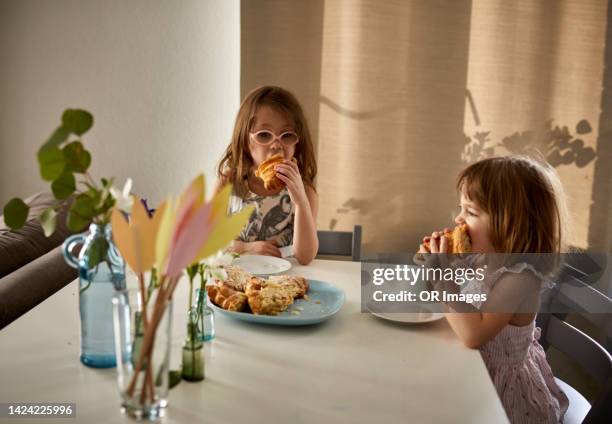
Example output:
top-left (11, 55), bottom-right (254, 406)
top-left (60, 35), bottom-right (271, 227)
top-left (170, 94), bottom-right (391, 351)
top-left (240, 0), bottom-right (324, 148)
top-left (242, 0), bottom-right (611, 253)
top-left (462, 0), bottom-right (609, 251)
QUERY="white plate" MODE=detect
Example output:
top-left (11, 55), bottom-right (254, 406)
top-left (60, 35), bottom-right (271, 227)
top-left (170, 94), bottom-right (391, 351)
top-left (232, 255), bottom-right (292, 276)
top-left (368, 303), bottom-right (444, 324)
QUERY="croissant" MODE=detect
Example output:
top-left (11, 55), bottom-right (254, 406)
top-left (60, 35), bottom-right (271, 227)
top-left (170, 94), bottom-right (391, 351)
top-left (255, 154), bottom-right (285, 191)
top-left (245, 277), bottom-right (264, 297)
top-left (423, 223), bottom-right (471, 253)
top-left (207, 282), bottom-right (248, 312)
top-left (255, 155), bottom-right (298, 191)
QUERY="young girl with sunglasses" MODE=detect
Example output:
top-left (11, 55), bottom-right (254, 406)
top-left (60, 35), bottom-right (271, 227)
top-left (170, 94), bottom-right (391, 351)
top-left (419, 156), bottom-right (569, 423)
top-left (214, 86), bottom-right (318, 264)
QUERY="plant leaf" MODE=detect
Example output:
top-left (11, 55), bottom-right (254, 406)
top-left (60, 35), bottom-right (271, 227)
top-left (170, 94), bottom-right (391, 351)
top-left (67, 193), bottom-right (95, 231)
top-left (95, 189), bottom-right (115, 218)
top-left (87, 236), bottom-right (108, 268)
top-left (2, 198), bottom-right (29, 229)
top-left (39, 207), bottom-right (57, 236)
top-left (38, 147), bottom-right (66, 181)
top-left (67, 211), bottom-right (90, 232)
top-left (186, 263), bottom-right (199, 280)
top-left (51, 172), bottom-right (76, 200)
top-left (62, 109), bottom-right (93, 135)
top-left (40, 126), bottom-right (69, 152)
top-left (63, 141), bottom-right (91, 173)
top-left (79, 181), bottom-right (98, 191)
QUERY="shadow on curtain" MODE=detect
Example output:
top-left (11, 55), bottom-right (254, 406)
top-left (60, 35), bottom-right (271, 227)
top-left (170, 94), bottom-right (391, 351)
top-left (241, 0), bottom-right (611, 253)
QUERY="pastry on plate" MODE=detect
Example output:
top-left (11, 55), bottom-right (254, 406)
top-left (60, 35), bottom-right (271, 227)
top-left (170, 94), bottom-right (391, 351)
top-left (211, 267), bottom-right (311, 316)
top-left (207, 282), bottom-right (248, 312)
top-left (245, 277), bottom-right (295, 315)
top-left (267, 275), bottom-right (309, 298)
top-left (220, 265), bottom-right (253, 292)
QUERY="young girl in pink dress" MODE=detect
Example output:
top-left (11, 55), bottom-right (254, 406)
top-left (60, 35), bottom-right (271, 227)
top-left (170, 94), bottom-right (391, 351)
top-left (419, 156), bottom-right (569, 423)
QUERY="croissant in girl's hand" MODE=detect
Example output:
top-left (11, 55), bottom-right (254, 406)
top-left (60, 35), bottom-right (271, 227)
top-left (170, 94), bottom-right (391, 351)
top-left (422, 223), bottom-right (471, 254)
top-left (255, 154), bottom-right (297, 191)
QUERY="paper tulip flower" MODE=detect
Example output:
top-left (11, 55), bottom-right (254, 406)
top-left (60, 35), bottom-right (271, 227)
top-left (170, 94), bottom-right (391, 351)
top-left (111, 196), bottom-right (167, 274)
top-left (110, 174), bottom-right (252, 406)
top-left (112, 174), bottom-right (252, 279)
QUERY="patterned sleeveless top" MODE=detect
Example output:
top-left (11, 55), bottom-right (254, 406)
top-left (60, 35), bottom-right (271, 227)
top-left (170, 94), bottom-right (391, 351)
top-left (228, 187), bottom-right (295, 248)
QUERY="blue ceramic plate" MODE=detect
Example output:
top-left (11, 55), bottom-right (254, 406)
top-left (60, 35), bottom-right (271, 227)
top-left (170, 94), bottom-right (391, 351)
top-left (209, 280), bottom-right (345, 326)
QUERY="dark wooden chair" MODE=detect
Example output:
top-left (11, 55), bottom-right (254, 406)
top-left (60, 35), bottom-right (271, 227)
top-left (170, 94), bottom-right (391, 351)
top-left (537, 258), bottom-right (612, 424)
top-left (317, 225), bottom-right (362, 261)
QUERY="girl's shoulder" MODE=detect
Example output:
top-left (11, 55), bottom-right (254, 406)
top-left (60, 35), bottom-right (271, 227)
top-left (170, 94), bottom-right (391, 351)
top-left (487, 262), bottom-right (554, 290)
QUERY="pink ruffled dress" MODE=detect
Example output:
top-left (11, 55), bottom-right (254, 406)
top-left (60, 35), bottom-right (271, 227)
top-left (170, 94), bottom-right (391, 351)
top-left (472, 264), bottom-right (569, 423)
top-left (480, 322), bottom-right (569, 423)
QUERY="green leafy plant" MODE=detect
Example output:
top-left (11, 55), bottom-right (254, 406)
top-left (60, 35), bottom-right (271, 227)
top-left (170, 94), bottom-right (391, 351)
top-left (2, 109), bottom-right (118, 235)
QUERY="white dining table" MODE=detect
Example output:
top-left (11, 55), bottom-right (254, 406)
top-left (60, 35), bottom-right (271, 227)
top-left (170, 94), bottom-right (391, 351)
top-left (0, 259), bottom-right (508, 424)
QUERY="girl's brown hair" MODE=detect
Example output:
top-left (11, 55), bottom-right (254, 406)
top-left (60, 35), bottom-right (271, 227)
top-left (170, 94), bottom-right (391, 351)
top-left (457, 156), bottom-right (569, 254)
top-left (217, 86), bottom-right (317, 198)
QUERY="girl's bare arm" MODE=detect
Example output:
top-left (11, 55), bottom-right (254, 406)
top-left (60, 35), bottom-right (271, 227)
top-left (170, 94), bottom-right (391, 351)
top-left (292, 185), bottom-right (319, 265)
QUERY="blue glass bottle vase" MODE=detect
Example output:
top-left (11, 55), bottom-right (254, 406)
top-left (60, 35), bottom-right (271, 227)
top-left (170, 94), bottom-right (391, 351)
top-left (62, 223), bottom-right (126, 368)
top-left (195, 288), bottom-right (215, 341)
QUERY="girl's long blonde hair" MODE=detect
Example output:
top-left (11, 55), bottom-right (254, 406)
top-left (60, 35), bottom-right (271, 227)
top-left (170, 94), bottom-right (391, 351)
top-left (217, 86), bottom-right (317, 198)
top-left (457, 155), bottom-right (570, 254)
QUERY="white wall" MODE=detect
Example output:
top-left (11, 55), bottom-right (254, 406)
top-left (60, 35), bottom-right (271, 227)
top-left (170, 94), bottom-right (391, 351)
top-left (0, 0), bottom-right (240, 207)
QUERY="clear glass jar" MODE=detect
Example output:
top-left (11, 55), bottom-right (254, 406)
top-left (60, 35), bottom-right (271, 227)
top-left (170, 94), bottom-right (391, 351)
top-left (112, 287), bottom-right (172, 420)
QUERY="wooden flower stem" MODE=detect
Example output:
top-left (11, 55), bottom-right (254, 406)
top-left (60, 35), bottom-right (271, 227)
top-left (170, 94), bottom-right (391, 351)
top-left (138, 273), bottom-right (149, 331)
top-left (126, 277), bottom-right (168, 397)
top-left (126, 275), bottom-right (180, 404)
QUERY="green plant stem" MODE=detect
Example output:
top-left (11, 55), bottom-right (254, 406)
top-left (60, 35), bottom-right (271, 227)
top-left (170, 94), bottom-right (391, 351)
top-left (190, 324), bottom-right (197, 379)
top-left (196, 267), bottom-right (207, 322)
top-left (188, 276), bottom-right (194, 313)
top-left (146, 270), bottom-right (157, 306)
top-left (84, 171), bottom-right (98, 188)
top-left (199, 266), bottom-right (207, 292)
top-left (190, 318), bottom-right (197, 351)
top-left (79, 280), bottom-right (91, 294)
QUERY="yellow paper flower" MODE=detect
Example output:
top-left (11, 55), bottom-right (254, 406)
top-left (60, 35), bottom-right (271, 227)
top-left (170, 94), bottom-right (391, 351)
top-left (111, 196), bottom-right (166, 274)
top-left (112, 174), bottom-right (252, 278)
top-left (193, 183), bottom-right (253, 262)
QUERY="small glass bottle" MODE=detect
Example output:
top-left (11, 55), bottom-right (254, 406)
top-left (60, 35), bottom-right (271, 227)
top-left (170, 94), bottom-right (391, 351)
top-left (181, 309), bottom-right (204, 382)
top-left (195, 288), bottom-right (215, 341)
